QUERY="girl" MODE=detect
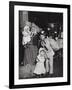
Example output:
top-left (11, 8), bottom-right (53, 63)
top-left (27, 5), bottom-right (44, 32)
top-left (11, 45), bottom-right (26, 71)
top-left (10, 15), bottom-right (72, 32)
top-left (34, 48), bottom-right (46, 76)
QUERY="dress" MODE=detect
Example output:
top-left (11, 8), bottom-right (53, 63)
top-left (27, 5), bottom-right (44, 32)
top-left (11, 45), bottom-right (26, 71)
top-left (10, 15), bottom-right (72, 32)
top-left (34, 55), bottom-right (46, 75)
top-left (23, 38), bottom-right (38, 66)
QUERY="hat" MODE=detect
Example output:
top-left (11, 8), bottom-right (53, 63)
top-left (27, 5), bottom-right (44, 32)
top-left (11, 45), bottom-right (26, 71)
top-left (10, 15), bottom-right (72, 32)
top-left (39, 48), bottom-right (46, 54)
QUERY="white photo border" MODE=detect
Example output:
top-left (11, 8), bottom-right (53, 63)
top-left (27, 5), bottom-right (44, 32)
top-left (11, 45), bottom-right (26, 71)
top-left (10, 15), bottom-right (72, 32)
top-left (14, 5), bottom-right (68, 85)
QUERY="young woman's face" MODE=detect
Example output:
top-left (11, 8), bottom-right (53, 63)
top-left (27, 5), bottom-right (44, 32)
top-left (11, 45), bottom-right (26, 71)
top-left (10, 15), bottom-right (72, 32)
top-left (40, 35), bottom-right (45, 40)
top-left (24, 25), bottom-right (30, 32)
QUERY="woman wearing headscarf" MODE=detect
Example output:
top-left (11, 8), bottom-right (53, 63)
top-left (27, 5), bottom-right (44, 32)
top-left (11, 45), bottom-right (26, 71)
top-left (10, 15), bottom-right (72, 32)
top-left (22, 21), bottom-right (38, 66)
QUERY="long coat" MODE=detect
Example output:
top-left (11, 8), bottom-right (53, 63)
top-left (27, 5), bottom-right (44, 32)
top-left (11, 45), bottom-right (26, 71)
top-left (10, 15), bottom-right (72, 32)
top-left (23, 37), bottom-right (38, 66)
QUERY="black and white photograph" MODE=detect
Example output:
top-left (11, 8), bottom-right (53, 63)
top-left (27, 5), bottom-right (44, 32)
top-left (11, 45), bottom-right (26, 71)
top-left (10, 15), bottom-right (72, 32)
top-left (9, 1), bottom-right (70, 88)
top-left (19, 11), bottom-right (63, 79)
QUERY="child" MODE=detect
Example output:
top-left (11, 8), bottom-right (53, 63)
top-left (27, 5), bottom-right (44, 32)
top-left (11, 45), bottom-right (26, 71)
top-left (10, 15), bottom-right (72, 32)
top-left (34, 48), bottom-right (46, 76)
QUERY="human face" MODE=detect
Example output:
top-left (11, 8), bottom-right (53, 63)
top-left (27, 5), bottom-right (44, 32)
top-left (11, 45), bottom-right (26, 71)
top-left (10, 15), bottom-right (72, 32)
top-left (40, 50), bottom-right (45, 56)
top-left (24, 25), bottom-right (30, 32)
top-left (40, 35), bottom-right (45, 40)
top-left (55, 37), bottom-right (58, 40)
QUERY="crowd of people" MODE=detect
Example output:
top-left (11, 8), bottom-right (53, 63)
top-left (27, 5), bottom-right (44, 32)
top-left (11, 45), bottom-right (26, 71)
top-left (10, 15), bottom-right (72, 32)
top-left (19, 21), bottom-right (63, 78)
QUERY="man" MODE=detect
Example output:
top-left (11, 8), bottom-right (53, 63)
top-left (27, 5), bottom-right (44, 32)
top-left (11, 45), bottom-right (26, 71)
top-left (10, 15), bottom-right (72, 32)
top-left (40, 31), bottom-right (55, 74)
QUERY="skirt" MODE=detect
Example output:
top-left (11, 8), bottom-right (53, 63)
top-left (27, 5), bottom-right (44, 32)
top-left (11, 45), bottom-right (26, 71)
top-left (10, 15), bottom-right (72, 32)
top-left (34, 62), bottom-right (46, 75)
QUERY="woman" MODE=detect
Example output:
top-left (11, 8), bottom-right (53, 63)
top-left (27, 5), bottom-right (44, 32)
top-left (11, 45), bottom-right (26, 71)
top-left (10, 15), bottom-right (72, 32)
top-left (20, 21), bottom-right (39, 78)
top-left (22, 21), bottom-right (38, 66)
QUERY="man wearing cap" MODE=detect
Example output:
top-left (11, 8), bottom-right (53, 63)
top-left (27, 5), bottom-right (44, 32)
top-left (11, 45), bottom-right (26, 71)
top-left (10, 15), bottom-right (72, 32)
top-left (40, 31), bottom-right (55, 74)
